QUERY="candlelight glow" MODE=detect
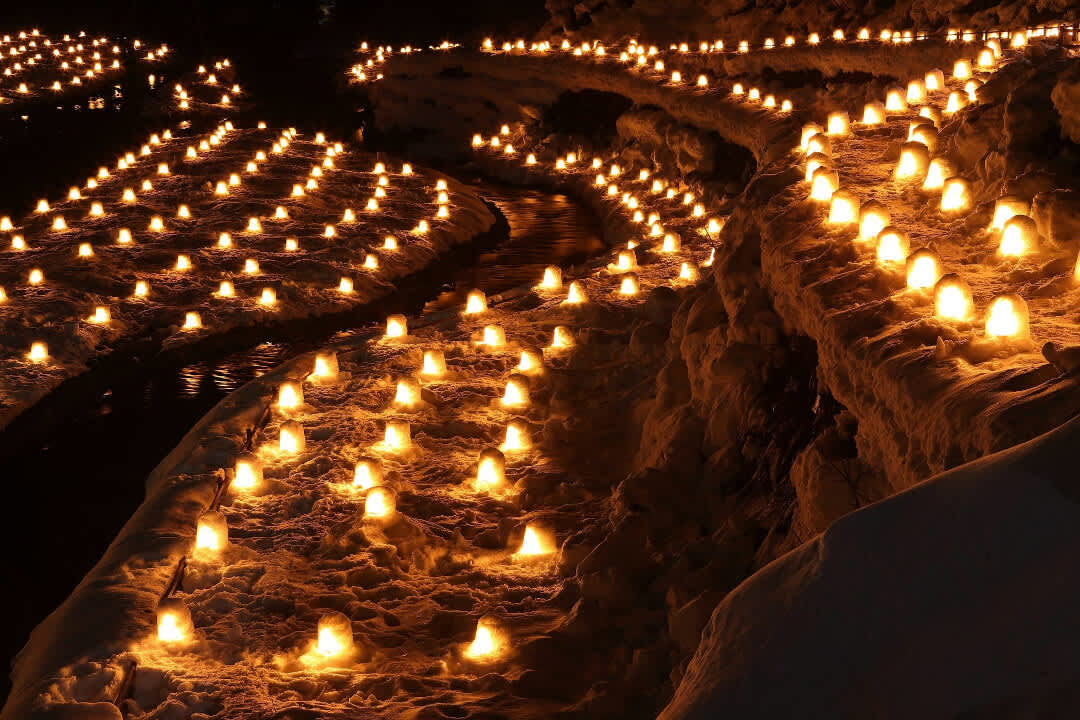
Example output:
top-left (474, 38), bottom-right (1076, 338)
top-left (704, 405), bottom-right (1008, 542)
top-left (156, 601), bottom-right (193, 644)
top-left (501, 375), bottom-right (529, 407)
top-left (383, 420), bottom-right (411, 450)
top-left (78, 243), bottom-right (94, 258)
top-left (885, 88), bottom-right (907, 112)
top-left (923, 158), bottom-right (952, 190)
top-left (828, 190), bottom-right (858, 225)
top-left (876, 227), bottom-right (910, 263)
top-left (906, 250), bottom-right (942, 289)
top-left (516, 524), bottom-right (555, 556)
top-left (338, 277), bottom-right (354, 294)
top-left (475, 447), bottom-right (506, 491)
top-left (386, 315), bottom-right (407, 338)
top-left (924, 69), bottom-right (945, 92)
top-left (799, 123), bottom-right (824, 152)
top-left (135, 280), bottom-right (149, 297)
top-left (183, 311), bottom-right (201, 330)
top-left (826, 112), bottom-right (849, 136)
top-left (564, 281), bottom-right (587, 304)
top-left (501, 420), bottom-right (530, 452)
top-left (861, 102), bottom-right (885, 125)
top-left (195, 510), bottom-right (227, 555)
top-left (550, 325), bottom-right (573, 349)
top-left (985, 294), bottom-right (1029, 339)
top-left (480, 325), bottom-right (506, 348)
top-left (353, 457), bottom-right (383, 490)
top-left (990, 196), bottom-right (1030, 231)
top-left (676, 262), bottom-right (699, 282)
top-left (88, 306), bottom-right (110, 324)
top-left (28, 342), bottom-right (48, 363)
top-left (858, 202), bottom-right (889, 241)
top-left (279, 420), bottom-right (305, 453)
top-left (538, 266), bottom-right (562, 290)
top-left (934, 275), bottom-right (973, 320)
top-left (619, 273), bottom-right (639, 296)
top-left (364, 485), bottom-right (396, 518)
top-left (613, 250), bottom-right (637, 272)
top-left (233, 453), bottom-right (262, 491)
top-left (941, 177), bottom-right (971, 211)
top-left (906, 80), bottom-right (926, 104)
top-left (896, 142), bottom-right (929, 180)
top-left (465, 289), bottom-right (487, 314)
top-left (316, 612), bottom-right (354, 658)
top-left (805, 153), bottom-right (829, 182)
top-left (394, 377), bottom-right (422, 407)
top-left (953, 59), bottom-right (972, 80)
top-left (278, 381), bottom-right (303, 411)
top-left (660, 234), bottom-right (680, 253)
top-left (311, 352), bottom-right (338, 381)
top-left (810, 169), bottom-right (839, 202)
top-left (999, 215), bottom-right (1036, 257)
top-left (464, 618), bottom-right (502, 660)
top-left (421, 350), bottom-right (447, 377)
top-left (808, 135), bottom-right (832, 160)
top-left (517, 349), bottom-right (542, 373)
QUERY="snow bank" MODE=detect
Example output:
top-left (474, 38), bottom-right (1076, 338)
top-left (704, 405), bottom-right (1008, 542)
top-left (661, 411), bottom-right (1080, 719)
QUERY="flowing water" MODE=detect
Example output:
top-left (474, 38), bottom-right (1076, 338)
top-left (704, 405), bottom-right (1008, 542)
top-left (0, 183), bottom-right (605, 699)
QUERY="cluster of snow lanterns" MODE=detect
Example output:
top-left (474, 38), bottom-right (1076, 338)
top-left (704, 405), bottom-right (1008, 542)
top-left (475, 124), bottom-right (718, 287)
top-left (799, 42), bottom-right (1049, 344)
top-left (0, 31), bottom-right (134, 101)
top-left (7, 124), bottom-right (465, 361)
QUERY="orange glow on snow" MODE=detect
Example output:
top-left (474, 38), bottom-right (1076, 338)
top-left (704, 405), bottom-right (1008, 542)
top-left (364, 485), bottom-right (396, 518)
top-left (876, 228), bottom-right (910, 263)
top-left (464, 290), bottom-right (487, 314)
top-left (279, 420), bottom-right (305, 453)
top-left (985, 295), bottom-right (1029, 339)
top-left (422, 350), bottom-right (447, 377)
top-left (353, 458), bottom-right (382, 490)
top-left (935, 276), bottom-right (974, 321)
top-left (475, 448), bottom-right (506, 491)
top-left (502, 376), bottom-right (529, 407)
top-left (233, 454), bottom-right (262, 491)
top-left (278, 382), bottom-right (303, 411)
top-left (394, 378), bottom-right (421, 407)
top-left (906, 250), bottom-right (941, 289)
top-left (386, 315), bottom-right (407, 338)
top-left (516, 524), bottom-right (555, 556)
top-left (500, 420), bottom-right (530, 452)
top-left (383, 420), bottom-right (411, 450)
top-left (538, 266), bottom-right (562, 290)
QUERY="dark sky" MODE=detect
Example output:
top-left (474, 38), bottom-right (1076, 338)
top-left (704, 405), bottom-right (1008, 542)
top-left (4, 0), bottom-right (551, 54)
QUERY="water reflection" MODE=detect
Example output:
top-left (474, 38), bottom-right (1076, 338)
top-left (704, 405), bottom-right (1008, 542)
top-left (424, 186), bottom-right (605, 312)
